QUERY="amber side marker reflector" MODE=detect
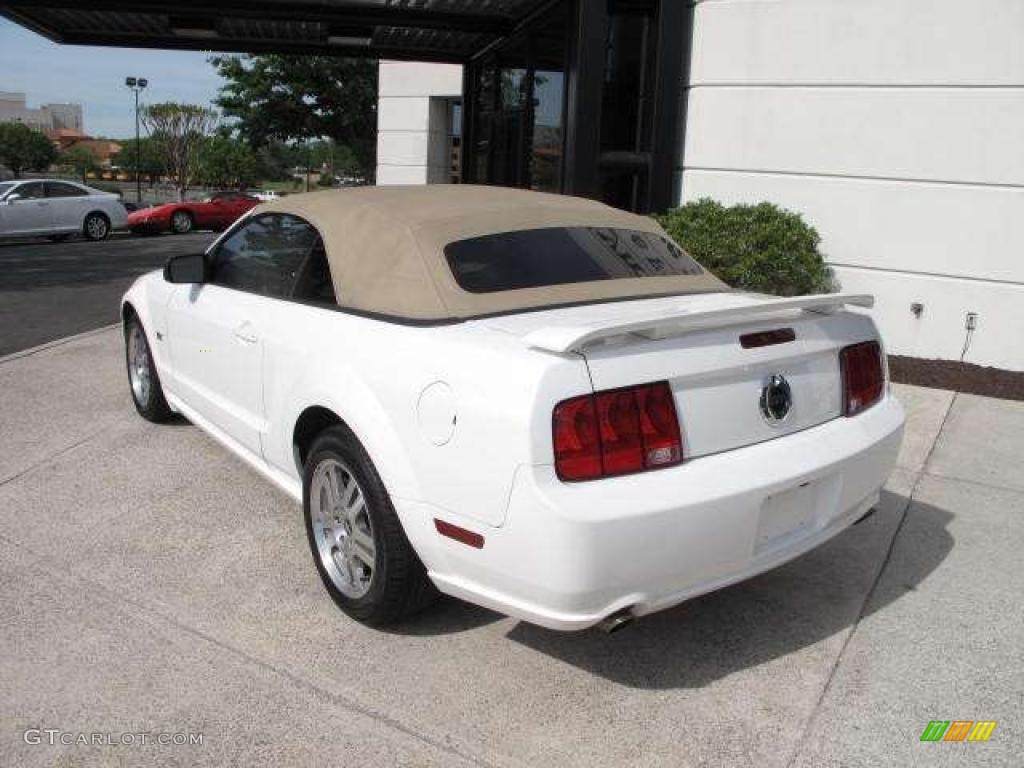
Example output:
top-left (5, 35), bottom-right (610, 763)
top-left (434, 519), bottom-right (484, 549)
top-left (740, 328), bottom-right (796, 349)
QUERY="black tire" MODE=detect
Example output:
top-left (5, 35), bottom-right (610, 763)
top-left (83, 212), bottom-right (111, 241)
top-left (124, 315), bottom-right (173, 422)
top-left (170, 210), bottom-right (193, 234)
top-left (303, 425), bottom-right (437, 626)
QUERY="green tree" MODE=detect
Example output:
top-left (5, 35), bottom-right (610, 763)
top-left (253, 141), bottom-right (300, 182)
top-left (60, 144), bottom-right (99, 184)
top-left (308, 139), bottom-right (361, 180)
top-left (0, 122), bottom-right (58, 178)
top-left (198, 135), bottom-right (259, 189)
top-left (141, 102), bottom-right (219, 201)
top-left (211, 54), bottom-right (377, 180)
top-left (114, 137), bottom-right (164, 185)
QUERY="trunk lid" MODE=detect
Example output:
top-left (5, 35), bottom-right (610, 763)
top-left (484, 292), bottom-right (877, 458)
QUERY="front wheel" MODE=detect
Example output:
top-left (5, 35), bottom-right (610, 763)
top-left (125, 316), bottom-right (173, 422)
top-left (83, 212), bottom-right (110, 241)
top-left (170, 210), bottom-right (193, 234)
top-left (304, 426), bottom-right (437, 626)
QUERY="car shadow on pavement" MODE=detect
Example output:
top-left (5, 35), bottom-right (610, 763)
top-left (385, 595), bottom-right (505, 636)
top-left (499, 491), bottom-right (953, 689)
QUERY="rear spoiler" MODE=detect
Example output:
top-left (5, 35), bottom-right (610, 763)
top-left (525, 293), bottom-right (875, 354)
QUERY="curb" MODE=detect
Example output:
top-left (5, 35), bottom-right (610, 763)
top-left (0, 323), bottom-right (121, 365)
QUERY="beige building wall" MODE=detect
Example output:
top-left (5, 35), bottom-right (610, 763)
top-left (376, 61), bottom-right (462, 186)
top-left (682, 0), bottom-right (1024, 370)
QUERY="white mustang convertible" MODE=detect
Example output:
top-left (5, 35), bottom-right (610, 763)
top-left (122, 186), bottom-right (904, 632)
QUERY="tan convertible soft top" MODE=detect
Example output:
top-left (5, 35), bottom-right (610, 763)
top-left (261, 185), bottom-right (725, 321)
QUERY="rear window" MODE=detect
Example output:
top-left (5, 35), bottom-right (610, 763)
top-left (444, 227), bottom-right (704, 293)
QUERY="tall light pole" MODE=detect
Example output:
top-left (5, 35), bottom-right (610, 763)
top-left (125, 76), bottom-right (148, 205)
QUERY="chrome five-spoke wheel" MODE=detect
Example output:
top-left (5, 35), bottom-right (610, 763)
top-left (124, 315), bottom-right (172, 422)
top-left (311, 458), bottom-right (376, 599)
top-left (303, 425), bottom-right (436, 625)
top-left (127, 323), bottom-right (152, 405)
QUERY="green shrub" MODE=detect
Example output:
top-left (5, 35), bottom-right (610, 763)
top-left (656, 198), bottom-right (833, 296)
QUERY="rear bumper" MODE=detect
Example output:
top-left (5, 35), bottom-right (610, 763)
top-left (404, 393), bottom-right (904, 631)
top-left (110, 209), bottom-right (130, 231)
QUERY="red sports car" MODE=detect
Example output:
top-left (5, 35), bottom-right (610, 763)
top-left (128, 191), bottom-right (260, 235)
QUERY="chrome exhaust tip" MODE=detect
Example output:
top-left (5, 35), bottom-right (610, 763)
top-left (598, 608), bottom-right (636, 634)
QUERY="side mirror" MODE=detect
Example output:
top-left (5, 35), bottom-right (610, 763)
top-left (164, 253), bottom-right (208, 284)
top-left (5, 193), bottom-right (22, 204)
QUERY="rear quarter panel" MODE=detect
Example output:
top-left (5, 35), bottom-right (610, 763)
top-left (259, 303), bottom-right (592, 528)
top-left (101, 196), bottom-right (129, 230)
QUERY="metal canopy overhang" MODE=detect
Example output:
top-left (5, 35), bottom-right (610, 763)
top-left (0, 0), bottom-right (551, 63)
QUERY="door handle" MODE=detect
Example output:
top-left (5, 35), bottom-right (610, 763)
top-left (233, 323), bottom-right (258, 344)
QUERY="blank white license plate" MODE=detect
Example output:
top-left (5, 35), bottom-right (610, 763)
top-left (756, 480), bottom-right (821, 552)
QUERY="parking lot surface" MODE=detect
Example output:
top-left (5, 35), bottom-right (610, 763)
top-left (1, 329), bottom-right (1020, 767)
top-left (0, 233), bottom-right (215, 356)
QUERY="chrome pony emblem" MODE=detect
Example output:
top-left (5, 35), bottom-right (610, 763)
top-left (759, 374), bottom-right (793, 425)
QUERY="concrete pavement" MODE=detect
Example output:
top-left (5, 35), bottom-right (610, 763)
top-left (0, 328), bottom-right (1020, 767)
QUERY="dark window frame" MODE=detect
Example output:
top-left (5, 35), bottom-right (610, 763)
top-left (45, 181), bottom-right (86, 198)
top-left (289, 238), bottom-right (337, 306)
top-left (207, 212), bottom-right (330, 301)
top-left (13, 181), bottom-right (46, 200)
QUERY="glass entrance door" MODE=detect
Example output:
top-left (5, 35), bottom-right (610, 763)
top-left (598, 0), bottom-right (658, 212)
top-left (465, 1), bottom-right (567, 193)
top-left (463, 0), bottom-right (684, 214)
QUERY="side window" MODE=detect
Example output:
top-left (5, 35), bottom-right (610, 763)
top-left (210, 214), bottom-right (318, 298)
top-left (14, 182), bottom-right (45, 200)
top-left (46, 182), bottom-right (84, 198)
top-left (292, 238), bottom-right (337, 305)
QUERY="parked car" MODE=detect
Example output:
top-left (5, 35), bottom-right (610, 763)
top-left (127, 191), bottom-right (259, 235)
top-left (254, 190), bottom-right (280, 202)
top-left (121, 186), bottom-right (904, 631)
top-left (0, 179), bottom-right (128, 241)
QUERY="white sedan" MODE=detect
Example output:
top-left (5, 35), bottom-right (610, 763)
top-left (121, 186), bottom-right (904, 632)
top-left (0, 179), bottom-right (128, 241)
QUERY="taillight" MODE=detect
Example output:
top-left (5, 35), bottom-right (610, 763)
top-left (553, 381), bottom-right (683, 481)
top-left (552, 395), bottom-right (601, 481)
top-left (840, 340), bottom-right (884, 416)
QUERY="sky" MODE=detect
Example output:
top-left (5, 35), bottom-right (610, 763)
top-left (0, 18), bottom-right (226, 139)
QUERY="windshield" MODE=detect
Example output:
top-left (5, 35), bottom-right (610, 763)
top-left (0, 182), bottom-right (16, 199)
top-left (444, 227), bottom-right (704, 293)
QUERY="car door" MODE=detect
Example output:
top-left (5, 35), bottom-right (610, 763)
top-left (166, 213), bottom-right (318, 457)
top-left (207, 194), bottom-right (234, 228)
top-left (222, 194), bottom-right (251, 227)
top-left (1, 182), bottom-right (52, 235)
top-left (44, 181), bottom-right (88, 232)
